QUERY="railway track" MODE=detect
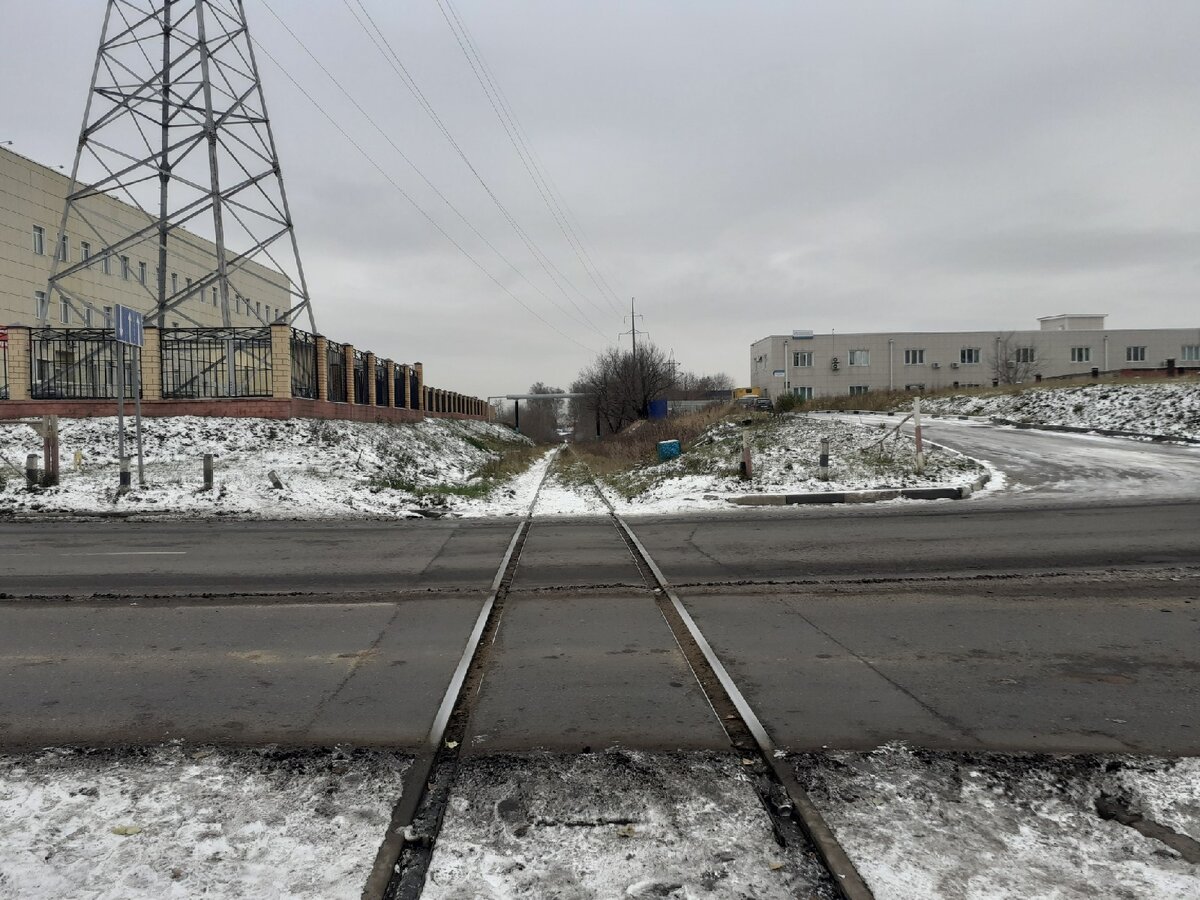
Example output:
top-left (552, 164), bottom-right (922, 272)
top-left (365, 451), bottom-right (873, 900)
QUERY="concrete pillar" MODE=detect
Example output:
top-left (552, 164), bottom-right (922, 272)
top-left (140, 327), bottom-right (162, 400)
top-left (414, 362), bottom-right (424, 411)
top-left (365, 352), bottom-right (377, 406)
top-left (5, 326), bottom-right (31, 401)
top-left (315, 335), bottom-right (329, 401)
top-left (385, 360), bottom-right (396, 407)
top-left (269, 323), bottom-right (292, 399)
top-left (344, 344), bottom-right (356, 405)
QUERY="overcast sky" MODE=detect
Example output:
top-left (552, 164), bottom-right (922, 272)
top-left (5, 1), bottom-right (1199, 397)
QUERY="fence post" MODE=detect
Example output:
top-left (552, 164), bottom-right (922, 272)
top-left (25, 453), bottom-right (39, 490)
top-left (118, 456), bottom-right (131, 494)
top-left (385, 360), bottom-right (396, 407)
top-left (913, 397), bottom-right (925, 474)
top-left (819, 437), bottom-right (830, 481)
top-left (344, 344), bottom-right (357, 405)
top-left (140, 327), bottom-right (162, 399)
top-left (202, 453), bottom-right (213, 490)
top-left (269, 323), bottom-right (292, 400)
top-left (413, 362), bottom-right (424, 412)
top-left (365, 352), bottom-right (377, 406)
top-left (739, 429), bottom-right (753, 480)
top-left (314, 335), bottom-right (329, 401)
top-left (7, 327), bottom-right (32, 401)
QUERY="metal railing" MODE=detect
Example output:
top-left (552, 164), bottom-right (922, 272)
top-left (161, 327), bottom-right (272, 398)
top-left (326, 340), bottom-right (347, 403)
top-left (30, 328), bottom-right (136, 399)
top-left (353, 349), bottom-right (369, 404)
top-left (290, 329), bottom-right (319, 399)
top-left (0, 340), bottom-right (7, 400)
top-left (410, 370), bottom-right (420, 409)
top-left (375, 360), bottom-right (388, 406)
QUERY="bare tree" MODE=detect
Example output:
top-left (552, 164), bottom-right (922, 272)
top-left (571, 342), bottom-right (676, 435)
top-left (990, 332), bottom-right (1040, 385)
top-left (521, 382), bottom-right (565, 443)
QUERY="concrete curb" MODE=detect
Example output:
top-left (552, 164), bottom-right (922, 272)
top-left (731, 472), bottom-right (991, 506)
top-left (989, 418), bottom-right (1200, 445)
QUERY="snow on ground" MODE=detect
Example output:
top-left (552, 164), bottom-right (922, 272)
top-left (793, 746), bottom-right (1200, 900)
top-left (422, 751), bottom-right (837, 899)
top-left (0, 745), bottom-right (407, 900)
top-left (0, 415), bottom-right (531, 520)
top-left (915, 381), bottom-right (1200, 441)
top-left (593, 414), bottom-right (988, 515)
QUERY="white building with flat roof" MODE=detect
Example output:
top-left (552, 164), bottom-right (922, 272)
top-left (750, 316), bottom-right (1200, 400)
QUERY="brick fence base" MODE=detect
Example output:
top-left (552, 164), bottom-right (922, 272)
top-left (0, 398), bottom-right (485, 424)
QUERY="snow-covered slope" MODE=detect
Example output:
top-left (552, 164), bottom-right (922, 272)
top-left (0, 415), bottom-right (532, 519)
top-left (916, 382), bottom-right (1200, 440)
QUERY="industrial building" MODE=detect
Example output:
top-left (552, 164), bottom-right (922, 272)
top-left (750, 315), bottom-right (1200, 400)
top-left (1, 145), bottom-right (288, 330)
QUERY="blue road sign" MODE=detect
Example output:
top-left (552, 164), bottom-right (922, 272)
top-left (114, 305), bottom-right (144, 347)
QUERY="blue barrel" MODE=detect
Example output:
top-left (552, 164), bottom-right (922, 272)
top-left (657, 439), bottom-right (681, 461)
top-left (648, 398), bottom-right (669, 420)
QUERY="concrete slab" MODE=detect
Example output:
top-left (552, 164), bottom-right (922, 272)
top-left (466, 594), bottom-right (728, 751)
top-left (0, 597), bottom-right (484, 748)
top-left (678, 583), bottom-right (1200, 753)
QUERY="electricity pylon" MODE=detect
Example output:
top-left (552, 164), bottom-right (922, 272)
top-left (44, 0), bottom-right (316, 331)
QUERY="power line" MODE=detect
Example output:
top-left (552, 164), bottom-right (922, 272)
top-left (437, 0), bottom-right (626, 312)
top-left (345, 0), bottom-right (614, 327)
top-left (254, 0), bottom-right (607, 342)
top-left (248, 33), bottom-right (602, 355)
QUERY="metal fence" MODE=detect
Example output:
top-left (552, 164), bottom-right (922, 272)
top-left (290, 329), bottom-right (319, 399)
top-left (375, 360), bottom-right (388, 406)
top-left (410, 369), bottom-right (420, 409)
top-left (0, 339), bottom-right (7, 400)
top-left (326, 340), bottom-right (347, 403)
top-left (161, 327), bottom-right (272, 398)
top-left (30, 328), bottom-right (136, 399)
top-left (352, 349), bottom-right (369, 404)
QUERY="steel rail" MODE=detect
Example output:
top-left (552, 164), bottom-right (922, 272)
top-left (361, 448), bottom-right (559, 900)
top-left (585, 474), bottom-right (875, 900)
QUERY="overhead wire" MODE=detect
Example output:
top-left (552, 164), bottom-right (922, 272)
top-left (254, 0), bottom-right (607, 343)
top-left (247, 33), bottom-right (602, 354)
top-left (435, 0), bottom-right (626, 312)
top-left (344, 0), bottom-right (615, 324)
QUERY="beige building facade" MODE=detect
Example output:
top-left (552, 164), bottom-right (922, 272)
top-left (1, 145), bottom-right (289, 330)
top-left (751, 315), bottom-right (1200, 400)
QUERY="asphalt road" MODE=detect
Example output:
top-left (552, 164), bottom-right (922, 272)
top-left (1, 423), bottom-right (1198, 754)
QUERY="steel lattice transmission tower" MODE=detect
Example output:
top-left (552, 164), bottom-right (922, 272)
top-left (44, 0), bottom-right (316, 331)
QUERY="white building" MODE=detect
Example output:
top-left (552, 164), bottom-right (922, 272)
top-left (751, 315), bottom-right (1200, 400)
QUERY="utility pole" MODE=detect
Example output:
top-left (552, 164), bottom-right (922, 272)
top-left (620, 297), bottom-right (647, 356)
top-left (620, 297), bottom-right (650, 417)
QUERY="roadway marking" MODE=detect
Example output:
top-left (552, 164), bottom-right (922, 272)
top-left (77, 551), bottom-right (187, 556)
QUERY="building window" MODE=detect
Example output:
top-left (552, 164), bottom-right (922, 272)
top-left (80, 241), bottom-right (91, 262)
top-left (849, 385), bottom-right (870, 396)
top-left (104, 306), bottom-right (113, 327)
top-left (186, 277), bottom-right (192, 293)
top-left (32, 225), bottom-right (45, 255)
top-left (171, 272), bottom-right (178, 293)
top-left (34, 290), bottom-right (48, 319)
top-left (1015, 347), bottom-right (1036, 363)
top-left (255, 301), bottom-right (261, 318)
top-left (84, 307), bottom-right (93, 327)
top-left (1126, 346), bottom-right (1146, 362)
top-left (960, 347), bottom-right (981, 365)
top-left (904, 348), bottom-right (925, 365)
top-left (102, 252), bottom-right (111, 275)
top-left (848, 349), bottom-right (870, 366)
top-left (792, 351), bottom-right (813, 367)
top-left (1182, 345), bottom-right (1200, 361)
top-left (121, 256), bottom-right (130, 279)
top-left (211, 287), bottom-right (218, 307)
top-left (1071, 346), bottom-right (1091, 363)
top-left (792, 386), bottom-right (813, 400)
top-left (138, 261), bottom-right (147, 285)
top-left (57, 233), bottom-right (69, 262)
top-left (60, 297), bottom-right (69, 324)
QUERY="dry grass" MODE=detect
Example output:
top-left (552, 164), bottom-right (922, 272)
top-left (567, 404), bottom-right (747, 477)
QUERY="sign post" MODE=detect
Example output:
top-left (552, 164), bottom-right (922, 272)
top-left (114, 305), bottom-right (145, 489)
